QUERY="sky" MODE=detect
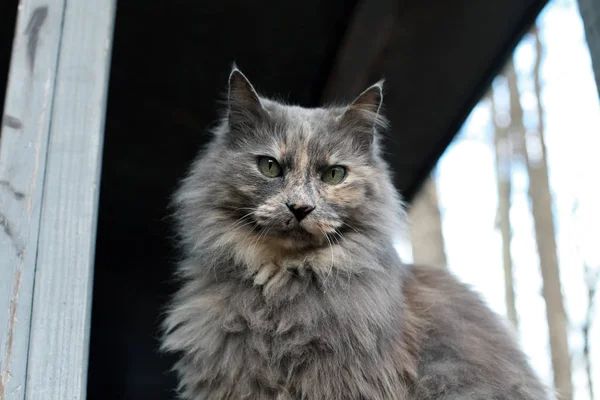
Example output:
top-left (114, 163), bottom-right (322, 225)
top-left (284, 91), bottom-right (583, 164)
top-left (398, 0), bottom-right (600, 398)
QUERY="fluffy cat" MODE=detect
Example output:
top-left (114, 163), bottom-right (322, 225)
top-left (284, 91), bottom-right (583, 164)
top-left (162, 66), bottom-right (548, 400)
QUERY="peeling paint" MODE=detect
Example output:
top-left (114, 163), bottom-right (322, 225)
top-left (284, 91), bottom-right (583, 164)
top-left (0, 268), bottom-right (23, 400)
top-left (0, 212), bottom-right (25, 258)
top-left (27, 75), bottom-right (52, 214)
top-left (24, 6), bottom-right (48, 72)
top-left (0, 180), bottom-right (25, 200)
top-left (2, 115), bottom-right (22, 130)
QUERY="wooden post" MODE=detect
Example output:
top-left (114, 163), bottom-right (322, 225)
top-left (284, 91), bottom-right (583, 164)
top-left (0, 0), bottom-right (115, 398)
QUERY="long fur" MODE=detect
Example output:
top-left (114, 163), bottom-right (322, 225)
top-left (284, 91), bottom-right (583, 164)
top-left (161, 68), bottom-right (548, 400)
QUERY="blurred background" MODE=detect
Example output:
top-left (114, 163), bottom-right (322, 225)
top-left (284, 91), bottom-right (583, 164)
top-left (0, 0), bottom-right (598, 399)
top-left (404, 1), bottom-right (600, 399)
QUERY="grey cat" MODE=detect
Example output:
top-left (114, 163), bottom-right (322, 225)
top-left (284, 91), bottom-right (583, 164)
top-left (162, 66), bottom-right (548, 400)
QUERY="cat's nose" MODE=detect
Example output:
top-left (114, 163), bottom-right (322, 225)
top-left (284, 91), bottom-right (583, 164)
top-left (286, 202), bottom-right (315, 222)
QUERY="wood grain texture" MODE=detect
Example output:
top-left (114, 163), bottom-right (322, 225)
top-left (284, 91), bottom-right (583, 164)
top-left (23, 0), bottom-right (116, 398)
top-left (0, 2), bottom-right (66, 399)
top-left (0, 0), bottom-right (115, 398)
top-left (578, 0), bottom-right (600, 96)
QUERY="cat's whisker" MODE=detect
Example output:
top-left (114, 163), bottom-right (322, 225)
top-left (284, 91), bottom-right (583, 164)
top-left (328, 232), bottom-right (342, 287)
top-left (225, 218), bottom-right (256, 236)
top-left (222, 210), bottom-right (257, 236)
top-left (320, 228), bottom-right (335, 289)
top-left (331, 228), bottom-right (348, 245)
top-left (242, 223), bottom-right (262, 249)
top-left (219, 210), bottom-right (264, 249)
top-left (250, 225), bottom-right (271, 256)
top-left (328, 229), bottom-right (353, 295)
top-left (248, 227), bottom-right (262, 253)
top-left (341, 221), bottom-right (363, 235)
top-left (230, 207), bottom-right (259, 212)
top-left (329, 229), bottom-right (350, 288)
top-left (216, 219), bottom-right (259, 249)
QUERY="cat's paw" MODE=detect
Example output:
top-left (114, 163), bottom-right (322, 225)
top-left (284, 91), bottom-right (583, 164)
top-left (253, 261), bottom-right (281, 286)
top-left (280, 258), bottom-right (310, 277)
top-left (253, 259), bottom-right (310, 294)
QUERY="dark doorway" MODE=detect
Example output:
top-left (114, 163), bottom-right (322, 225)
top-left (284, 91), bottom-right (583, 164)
top-left (87, 1), bottom-right (356, 398)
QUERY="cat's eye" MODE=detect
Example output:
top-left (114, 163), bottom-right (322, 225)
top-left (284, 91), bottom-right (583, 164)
top-left (322, 166), bottom-right (347, 185)
top-left (257, 156), bottom-right (283, 178)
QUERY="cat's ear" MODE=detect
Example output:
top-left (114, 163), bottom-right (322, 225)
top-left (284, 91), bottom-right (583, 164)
top-left (338, 81), bottom-right (387, 149)
top-left (227, 66), bottom-right (266, 130)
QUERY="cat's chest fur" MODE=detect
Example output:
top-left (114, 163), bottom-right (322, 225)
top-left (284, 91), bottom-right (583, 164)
top-left (164, 68), bottom-right (548, 400)
top-left (167, 268), bottom-right (414, 400)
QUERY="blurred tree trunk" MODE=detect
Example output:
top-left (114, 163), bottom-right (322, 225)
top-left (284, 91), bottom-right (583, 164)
top-left (567, 2), bottom-right (600, 394)
top-left (409, 175), bottom-right (447, 267)
top-left (577, 0), bottom-right (600, 97)
top-left (582, 261), bottom-right (598, 400)
top-left (489, 90), bottom-right (518, 329)
top-left (506, 27), bottom-right (573, 400)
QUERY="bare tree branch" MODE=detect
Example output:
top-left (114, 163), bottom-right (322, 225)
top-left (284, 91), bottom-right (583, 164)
top-left (574, 200), bottom-right (599, 400)
top-left (409, 175), bottom-right (448, 267)
top-left (582, 261), bottom-right (598, 400)
top-left (489, 89), bottom-right (519, 329)
top-left (506, 26), bottom-right (574, 400)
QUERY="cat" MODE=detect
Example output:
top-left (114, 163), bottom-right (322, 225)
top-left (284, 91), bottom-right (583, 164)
top-left (161, 66), bottom-right (549, 400)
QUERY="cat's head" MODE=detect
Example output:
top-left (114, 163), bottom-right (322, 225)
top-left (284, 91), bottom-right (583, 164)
top-left (177, 67), bottom-right (402, 256)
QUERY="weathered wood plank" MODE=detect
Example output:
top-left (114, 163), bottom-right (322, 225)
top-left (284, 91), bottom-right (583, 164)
top-left (578, 0), bottom-right (600, 96)
top-left (0, 2), bottom-right (67, 399)
top-left (23, 0), bottom-right (116, 398)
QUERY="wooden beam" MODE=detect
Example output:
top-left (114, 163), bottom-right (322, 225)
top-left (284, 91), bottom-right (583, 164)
top-left (578, 0), bottom-right (600, 97)
top-left (320, 0), bottom-right (398, 104)
top-left (321, 0), bottom-right (548, 203)
top-left (0, 0), bottom-right (115, 398)
top-left (0, 2), bottom-right (65, 398)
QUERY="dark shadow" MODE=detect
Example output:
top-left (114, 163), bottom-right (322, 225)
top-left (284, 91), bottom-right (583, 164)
top-left (87, 1), bottom-right (356, 398)
top-left (0, 0), bottom-right (19, 135)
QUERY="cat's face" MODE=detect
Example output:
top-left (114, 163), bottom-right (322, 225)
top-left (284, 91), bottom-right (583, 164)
top-left (204, 69), bottom-right (389, 250)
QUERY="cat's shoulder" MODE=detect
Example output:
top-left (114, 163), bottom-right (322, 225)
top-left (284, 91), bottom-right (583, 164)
top-left (402, 266), bottom-right (547, 399)
top-left (401, 264), bottom-right (502, 328)
top-left (403, 264), bottom-right (478, 301)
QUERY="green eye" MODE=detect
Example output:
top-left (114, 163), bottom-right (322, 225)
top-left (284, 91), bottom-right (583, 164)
top-left (257, 156), bottom-right (283, 178)
top-left (322, 166), bottom-right (347, 185)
